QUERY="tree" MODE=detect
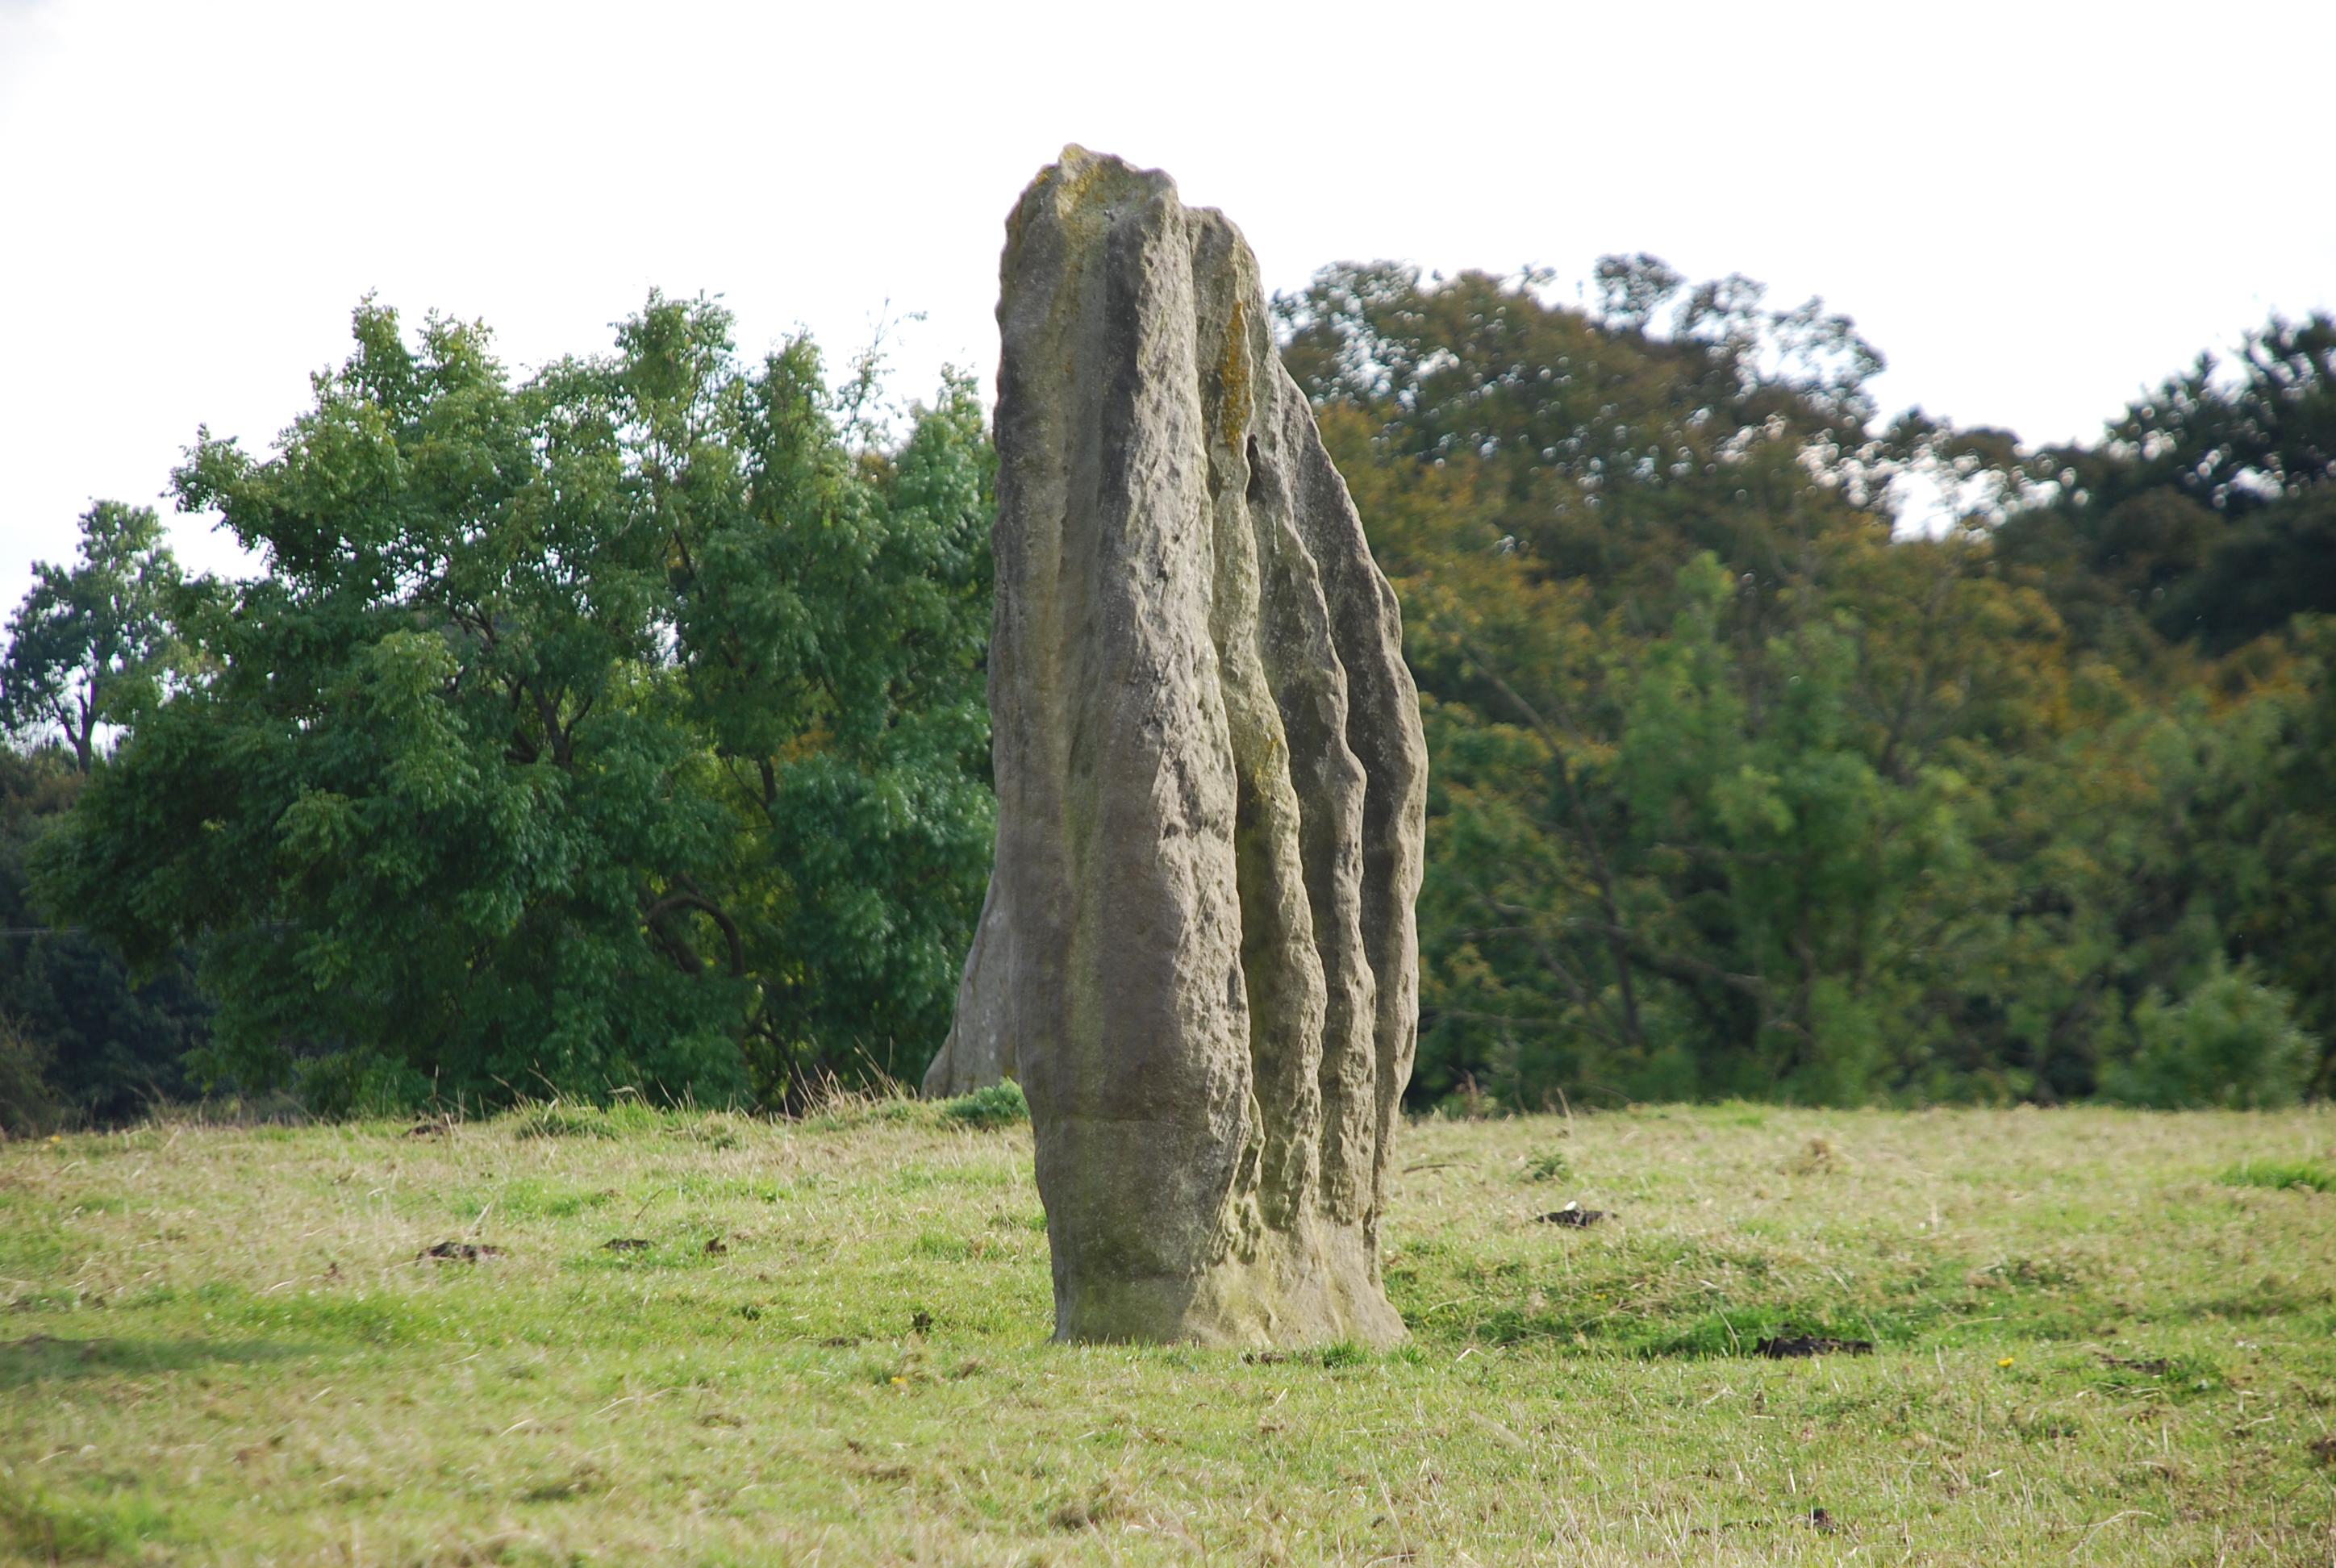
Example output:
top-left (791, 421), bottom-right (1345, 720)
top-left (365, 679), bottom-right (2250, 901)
top-left (0, 744), bottom-right (206, 1123)
top-left (1284, 261), bottom-right (2086, 1107)
top-left (36, 297), bottom-right (993, 1112)
top-left (2004, 311), bottom-right (2336, 656)
top-left (1277, 258), bottom-right (1887, 615)
top-left (0, 502), bottom-right (183, 770)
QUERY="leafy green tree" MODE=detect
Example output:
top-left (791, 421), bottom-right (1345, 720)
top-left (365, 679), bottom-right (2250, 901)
top-left (36, 297), bottom-right (992, 1112)
top-left (1283, 260), bottom-right (2336, 1111)
top-left (1279, 258), bottom-right (1886, 615)
top-left (1287, 261), bottom-right (2090, 1107)
top-left (2005, 311), bottom-right (2336, 656)
top-left (0, 744), bottom-right (206, 1124)
top-left (0, 503), bottom-right (184, 770)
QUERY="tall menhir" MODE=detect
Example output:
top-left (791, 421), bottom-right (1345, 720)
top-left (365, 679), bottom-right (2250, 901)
top-left (926, 147), bottom-right (1428, 1345)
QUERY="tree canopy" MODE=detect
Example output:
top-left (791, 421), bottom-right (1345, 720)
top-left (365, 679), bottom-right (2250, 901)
top-left (5, 272), bottom-right (2329, 1121)
top-left (31, 296), bottom-right (994, 1113)
top-left (1281, 263), bottom-right (2331, 1109)
top-left (1, 501), bottom-right (185, 772)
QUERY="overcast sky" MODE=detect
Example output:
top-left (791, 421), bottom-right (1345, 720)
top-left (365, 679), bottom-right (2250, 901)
top-left (3, 0), bottom-right (2330, 608)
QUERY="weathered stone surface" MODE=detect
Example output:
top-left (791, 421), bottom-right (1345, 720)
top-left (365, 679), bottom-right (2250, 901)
top-left (923, 871), bottom-right (1015, 1095)
top-left (924, 147), bottom-right (1427, 1346)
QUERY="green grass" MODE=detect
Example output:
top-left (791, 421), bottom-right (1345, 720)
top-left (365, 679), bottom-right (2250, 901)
top-left (1, 1103), bottom-right (2331, 1564)
top-left (2222, 1157), bottom-right (2336, 1194)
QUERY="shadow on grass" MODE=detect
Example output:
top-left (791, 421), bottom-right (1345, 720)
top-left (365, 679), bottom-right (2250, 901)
top-left (1460, 1303), bottom-right (1909, 1358)
top-left (0, 1333), bottom-right (309, 1390)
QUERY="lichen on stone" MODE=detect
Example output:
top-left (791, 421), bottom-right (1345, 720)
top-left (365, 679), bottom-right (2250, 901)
top-left (924, 148), bottom-right (1427, 1349)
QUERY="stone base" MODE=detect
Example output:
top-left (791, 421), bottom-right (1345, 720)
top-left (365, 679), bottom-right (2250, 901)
top-left (1049, 1224), bottom-right (1404, 1348)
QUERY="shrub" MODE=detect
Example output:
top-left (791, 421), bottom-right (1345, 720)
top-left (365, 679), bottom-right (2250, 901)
top-left (0, 1013), bottom-right (59, 1136)
top-left (940, 1080), bottom-right (1028, 1129)
top-left (2106, 961), bottom-right (2318, 1109)
top-left (293, 1050), bottom-right (436, 1120)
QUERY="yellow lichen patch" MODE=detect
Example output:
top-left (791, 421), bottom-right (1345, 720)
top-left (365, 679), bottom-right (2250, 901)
top-left (1217, 296), bottom-right (1254, 449)
top-left (1034, 148), bottom-right (1126, 260)
top-left (1048, 147), bottom-right (1111, 219)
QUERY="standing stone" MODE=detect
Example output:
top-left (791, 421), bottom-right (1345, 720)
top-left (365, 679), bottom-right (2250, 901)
top-left (925, 147), bottom-right (1427, 1347)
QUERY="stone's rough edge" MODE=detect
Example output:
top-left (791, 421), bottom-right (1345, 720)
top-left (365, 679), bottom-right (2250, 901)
top-left (933, 146), bottom-right (1428, 1348)
top-left (921, 871), bottom-right (1011, 1098)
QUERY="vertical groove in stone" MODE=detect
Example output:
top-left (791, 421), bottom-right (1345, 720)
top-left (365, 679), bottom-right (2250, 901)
top-left (926, 147), bottom-right (1426, 1347)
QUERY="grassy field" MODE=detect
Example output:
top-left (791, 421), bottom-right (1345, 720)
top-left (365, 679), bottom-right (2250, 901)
top-left (2, 1101), bottom-right (2331, 1566)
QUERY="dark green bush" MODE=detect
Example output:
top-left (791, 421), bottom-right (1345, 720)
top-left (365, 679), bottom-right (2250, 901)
top-left (939, 1080), bottom-right (1028, 1129)
top-left (2105, 962), bottom-right (2318, 1110)
top-left (0, 1013), bottom-right (60, 1136)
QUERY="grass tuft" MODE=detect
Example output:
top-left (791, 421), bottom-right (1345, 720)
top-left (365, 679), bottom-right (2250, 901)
top-left (2221, 1157), bottom-right (2334, 1193)
top-left (507, 1099), bottom-right (626, 1139)
top-left (0, 1484), bottom-right (176, 1560)
top-left (1523, 1148), bottom-right (1571, 1182)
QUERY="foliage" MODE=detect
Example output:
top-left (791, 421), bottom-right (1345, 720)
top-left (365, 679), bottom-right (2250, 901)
top-left (2104, 961), bottom-right (2317, 1109)
top-left (9, 260), bottom-right (2330, 1119)
top-left (2003, 311), bottom-right (2336, 654)
top-left (1283, 262), bottom-right (2330, 1109)
top-left (938, 1078), bottom-right (1027, 1128)
top-left (0, 1013), bottom-right (59, 1136)
top-left (0, 502), bottom-right (186, 771)
top-left (0, 744), bottom-right (206, 1124)
top-left (32, 297), bottom-right (993, 1113)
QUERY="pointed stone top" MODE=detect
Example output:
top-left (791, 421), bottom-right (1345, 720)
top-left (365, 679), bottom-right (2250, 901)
top-left (1046, 143), bottom-right (1171, 194)
top-left (1010, 147), bottom-right (1174, 242)
top-left (1003, 148), bottom-right (1255, 316)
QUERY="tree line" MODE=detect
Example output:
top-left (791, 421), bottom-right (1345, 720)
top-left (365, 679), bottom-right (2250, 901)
top-left (3, 271), bottom-right (2328, 1126)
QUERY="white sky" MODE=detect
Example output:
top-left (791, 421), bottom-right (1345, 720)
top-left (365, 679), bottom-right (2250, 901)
top-left (3, 0), bottom-right (2330, 608)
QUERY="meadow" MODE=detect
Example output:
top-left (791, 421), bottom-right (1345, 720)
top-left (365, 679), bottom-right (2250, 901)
top-left (2, 1101), bottom-right (2331, 1565)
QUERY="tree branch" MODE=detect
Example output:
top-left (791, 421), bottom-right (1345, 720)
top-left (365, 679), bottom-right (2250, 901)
top-left (642, 889), bottom-right (745, 978)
